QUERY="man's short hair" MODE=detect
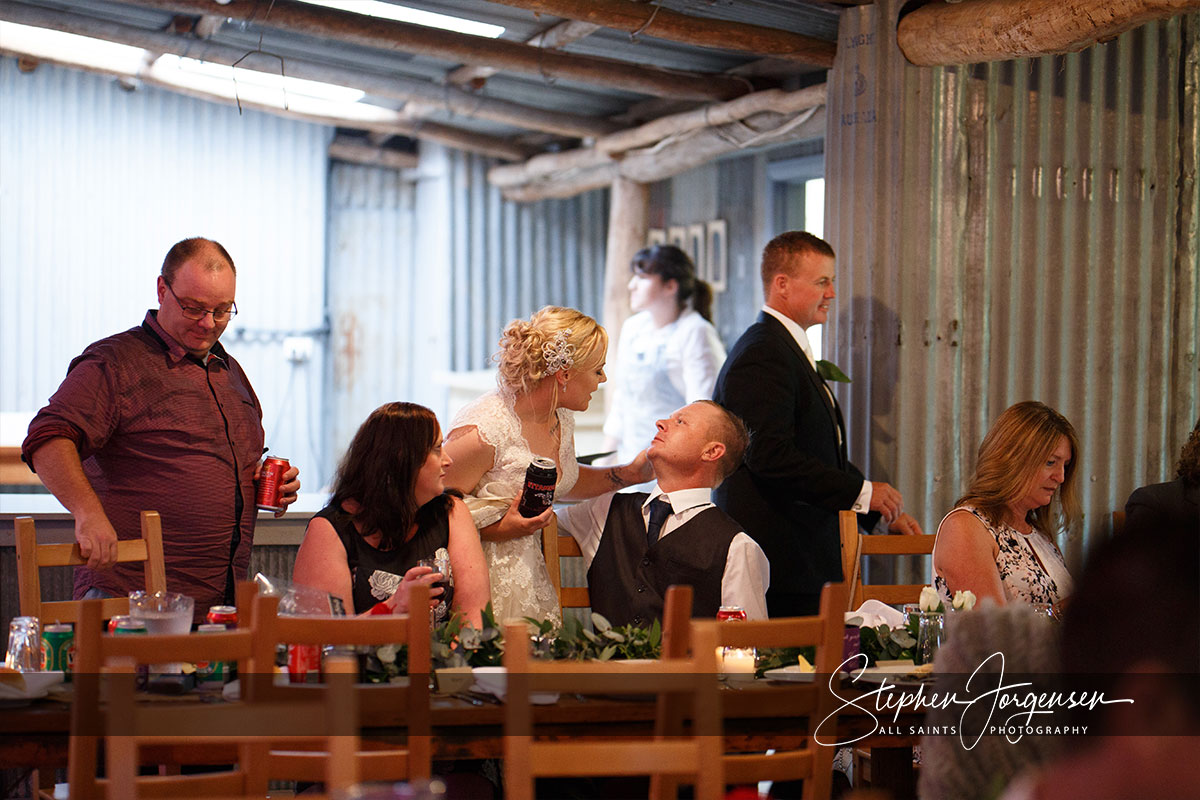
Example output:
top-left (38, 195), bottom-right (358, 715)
top-left (162, 238), bottom-right (236, 282)
top-left (760, 231), bottom-right (835, 290)
top-left (695, 400), bottom-right (749, 482)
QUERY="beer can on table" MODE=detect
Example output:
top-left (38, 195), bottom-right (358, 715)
top-left (194, 623), bottom-right (227, 688)
top-left (516, 457), bottom-right (557, 517)
top-left (287, 643), bottom-right (320, 684)
top-left (716, 606), bottom-right (747, 622)
top-left (206, 606), bottom-right (238, 627)
top-left (256, 456), bottom-right (290, 512)
top-left (41, 623), bottom-right (74, 678)
top-left (114, 618), bottom-right (149, 688)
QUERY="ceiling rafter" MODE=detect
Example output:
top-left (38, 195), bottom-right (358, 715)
top-left (114, 0), bottom-right (757, 100)
top-left (486, 0), bottom-right (836, 67)
top-left (0, 1), bottom-right (617, 140)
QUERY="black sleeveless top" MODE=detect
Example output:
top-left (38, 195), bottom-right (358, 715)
top-left (315, 498), bottom-right (451, 614)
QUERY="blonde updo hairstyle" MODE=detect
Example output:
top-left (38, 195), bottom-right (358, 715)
top-left (495, 306), bottom-right (608, 396)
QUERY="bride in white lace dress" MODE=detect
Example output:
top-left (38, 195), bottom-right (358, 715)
top-left (444, 307), bottom-right (653, 625)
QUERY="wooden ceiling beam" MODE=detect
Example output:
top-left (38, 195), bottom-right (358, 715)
top-left (0, 16), bottom-right (530, 161)
top-left (898, 0), bottom-right (1200, 66)
top-left (446, 18), bottom-right (600, 88)
top-left (116, 0), bottom-right (752, 100)
top-left (496, 106), bottom-right (827, 202)
top-left (490, 84), bottom-right (827, 186)
top-left (487, 0), bottom-right (836, 67)
top-left (328, 136), bottom-right (419, 170)
top-left (0, 1), bottom-right (616, 139)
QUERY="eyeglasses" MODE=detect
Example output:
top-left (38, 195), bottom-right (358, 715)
top-left (163, 280), bottom-right (238, 323)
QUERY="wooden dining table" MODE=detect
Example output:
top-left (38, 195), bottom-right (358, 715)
top-left (1, 677), bottom-right (924, 798)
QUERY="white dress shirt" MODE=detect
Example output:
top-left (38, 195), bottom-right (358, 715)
top-left (761, 304), bottom-right (872, 514)
top-left (557, 485), bottom-right (770, 620)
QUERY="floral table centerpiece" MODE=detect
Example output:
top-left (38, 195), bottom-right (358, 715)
top-left (855, 587), bottom-right (976, 666)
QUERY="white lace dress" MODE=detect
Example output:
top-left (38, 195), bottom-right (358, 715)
top-left (449, 391), bottom-right (578, 625)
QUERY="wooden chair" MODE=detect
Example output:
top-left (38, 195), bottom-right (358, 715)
top-left (1112, 509), bottom-right (1125, 535)
top-left (660, 583), bottom-right (849, 800)
top-left (541, 512), bottom-right (591, 610)
top-left (839, 510), bottom-right (936, 610)
top-left (71, 582), bottom-right (364, 799)
top-left (103, 650), bottom-right (358, 799)
top-left (503, 617), bottom-right (723, 800)
top-left (242, 584), bottom-right (432, 783)
top-left (16, 510), bottom-right (167, 623)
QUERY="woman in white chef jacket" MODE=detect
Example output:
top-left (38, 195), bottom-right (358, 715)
top-left (603, 245), bottom-right (726, 472)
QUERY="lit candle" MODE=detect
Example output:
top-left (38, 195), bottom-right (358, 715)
top-left (721, 647), bottom-right (756, 681)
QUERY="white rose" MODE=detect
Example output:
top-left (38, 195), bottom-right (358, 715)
top-left (952, 590), bottom-right (977, 611)
top-left (919, 585), bottom-right (940, 612)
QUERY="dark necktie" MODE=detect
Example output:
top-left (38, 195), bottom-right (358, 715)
top-left (646, 497), bottom-right (673, 547)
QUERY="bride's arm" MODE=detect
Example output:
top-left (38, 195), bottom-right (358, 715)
top-left (443, 425), bottom-right (552, 543)
top-left (442, 426), bottom-right (494, 496)
top-left (561, 449), bottom-right (654, 500)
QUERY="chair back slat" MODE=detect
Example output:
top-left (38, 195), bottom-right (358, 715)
top-left (839, 510), bottom-right (937, 610)
top-left (504, 617), bottom-right (722, 800)
top-left (541, 513), bottom-right (592, 610)
top-left (247, 585), bottom-right (432, 782)
top-left (661, 582), bottom-right (848, 800)
top-left (16, 511), bottom-right (168, 623)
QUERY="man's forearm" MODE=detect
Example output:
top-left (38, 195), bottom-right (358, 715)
top-left (30, 437), bottom-right (107, 518)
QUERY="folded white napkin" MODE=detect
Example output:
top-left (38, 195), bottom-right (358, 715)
top-left (463, 482), bottom-right (514, 529)
top-left (846, 600), bottom-right (907, 630)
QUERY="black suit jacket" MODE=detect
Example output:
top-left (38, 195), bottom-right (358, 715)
top-left (1125, 480), bottom-right (1200, 535)
top-left (713, 312), bottom-right (876, 596)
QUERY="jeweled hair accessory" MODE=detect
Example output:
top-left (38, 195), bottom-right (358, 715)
top-left (541, 329), bottom-right (575, 376)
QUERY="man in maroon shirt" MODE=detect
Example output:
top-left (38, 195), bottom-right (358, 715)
top-left (22, 238), bottom-right (300, 617)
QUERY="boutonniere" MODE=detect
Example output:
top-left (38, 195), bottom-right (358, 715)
top-left (816, 359), bottom-right (851, 383)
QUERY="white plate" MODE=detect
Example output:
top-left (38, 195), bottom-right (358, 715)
top-left (850, 665), bottom-right (933, 685)
top-left (0, 670), bottom-right (65, 701)
top-left (764, 665), bottom-right (816, 683)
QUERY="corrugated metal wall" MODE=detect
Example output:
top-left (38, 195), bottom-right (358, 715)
top-left (323, 160), bottom-right (422, 481)
top-left (825, 3), bottom-right (1200, 574)
top-left (446, 150), bottom-right (610, 371)
top-left (0, 60), bottom-right (331, 481)
top-left (321, 147), bottom-right (611, 479)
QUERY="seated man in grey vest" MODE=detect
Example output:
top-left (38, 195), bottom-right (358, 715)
top-left (557, 400), bottom-right (769, 626)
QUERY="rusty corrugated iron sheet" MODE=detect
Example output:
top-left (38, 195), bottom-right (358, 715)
top-left (825, 2), bottom-right (1199, 578)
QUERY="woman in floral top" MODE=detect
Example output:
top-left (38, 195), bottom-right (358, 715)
top-left (933, 401), bottom-right (1079, 612)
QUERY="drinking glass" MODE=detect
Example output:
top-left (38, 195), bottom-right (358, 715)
top-left (5, 616), bottom-right (42, 671)
top-left (417, 558), bottom-right (454, 624)
top-left (915, 611), bottom-right (945, 666)
top-left (128, 591), bottom-right (194, 673)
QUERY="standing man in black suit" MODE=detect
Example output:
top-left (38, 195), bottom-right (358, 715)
top-left (713, 231), bottom-right (923, 617)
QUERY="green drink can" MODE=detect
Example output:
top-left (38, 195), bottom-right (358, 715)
top-left (41, 623), bottom-right (75, 679)
top-left (195, 623), bottom-right (227, 688)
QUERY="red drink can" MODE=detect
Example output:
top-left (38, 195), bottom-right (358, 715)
top-left (287, 643), bottom-right (320, 683)
top-left (206, 605), bottom-right (238, 627)
top-left (256, 456), bottom-right (290, 512)
top-left (717, 606), bottom-right (747, 621)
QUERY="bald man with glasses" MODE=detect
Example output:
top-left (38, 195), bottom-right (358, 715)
top-left (23, 237), bottom-right (299, 620)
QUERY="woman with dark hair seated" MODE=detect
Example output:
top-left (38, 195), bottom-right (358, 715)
top-left (293, 402), bottom-right (490, 625)
top-left (933, 401), bottom-right (1080, 612)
